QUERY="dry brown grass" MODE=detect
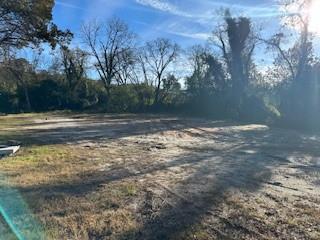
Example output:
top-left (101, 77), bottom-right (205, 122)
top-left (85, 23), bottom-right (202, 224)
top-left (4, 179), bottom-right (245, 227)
top-left (0, 140), bottom-right (146, 239)
top-left (0, 113), bottom-right (145, 239)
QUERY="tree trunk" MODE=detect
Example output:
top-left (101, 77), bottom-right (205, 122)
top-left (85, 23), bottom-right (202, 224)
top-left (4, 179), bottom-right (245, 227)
top-left (154, 78), bottom-right (161, 106)
top-left (23, 84), bottom-right (31, 112)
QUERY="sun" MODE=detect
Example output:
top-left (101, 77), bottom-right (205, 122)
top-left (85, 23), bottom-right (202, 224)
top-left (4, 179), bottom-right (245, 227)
top-left (309, 0), bottom-right (320, 34)
top-left (285, 0), bottom-right (320, 35)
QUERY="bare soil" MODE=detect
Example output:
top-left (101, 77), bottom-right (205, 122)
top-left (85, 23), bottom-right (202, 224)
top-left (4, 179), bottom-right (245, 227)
top-left (0, 113), bottom-right (319, 239)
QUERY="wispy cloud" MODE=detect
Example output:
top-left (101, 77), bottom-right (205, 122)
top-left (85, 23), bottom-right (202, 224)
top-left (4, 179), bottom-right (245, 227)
top-left (168, 31), bottom-right (210, 41)
top-left (169, 31), bottom-right (210, 40)
top-left (135, 0), bottom-right (193, 17)
top-left (134, 0), bottom-right (281, 42)
top-left (164, 21), bottom-right (211, 40)
top-left (55, 0), bottom-right (86, 10)
top-left (135, 0), bottom-right (280, 20)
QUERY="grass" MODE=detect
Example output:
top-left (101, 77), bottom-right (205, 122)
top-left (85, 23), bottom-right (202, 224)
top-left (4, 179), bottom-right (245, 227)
top-left (119, 184), bottom-right (138, 197)
top-left (34, 183), bottom-right (140, 239)
top-left (0, 145), bottom-right (80, 187)
top-left (0, 217), bottom-right (16, 240)
top-left (172, 224), bottom-right (212, 240)
top-left (0, 113), bottom-right (40, 130)
top-left (0, 114), bottom-right (142, 239)
top-left (0, 141), bottom-right (142, 239)
top-left (0, 113), bottom-right (44, 146)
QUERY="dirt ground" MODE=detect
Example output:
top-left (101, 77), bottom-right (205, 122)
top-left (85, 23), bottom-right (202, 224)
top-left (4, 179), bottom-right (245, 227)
top-left (0, 112), bottom-right (319, 240)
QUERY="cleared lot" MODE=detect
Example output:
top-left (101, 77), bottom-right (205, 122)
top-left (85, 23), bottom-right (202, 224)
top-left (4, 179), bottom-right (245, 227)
top-left (0, 113), bottom-right (319, 239)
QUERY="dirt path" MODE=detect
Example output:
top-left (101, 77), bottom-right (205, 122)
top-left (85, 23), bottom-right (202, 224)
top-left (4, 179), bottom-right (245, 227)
top-left (0, 113), bottom-right (319, 239)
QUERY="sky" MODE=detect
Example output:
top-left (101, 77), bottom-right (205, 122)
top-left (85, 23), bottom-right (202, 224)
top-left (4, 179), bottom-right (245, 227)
top-left (53, 0), bottom-right (281, 49)
top-left (49, 0), bottom-right (285, 81)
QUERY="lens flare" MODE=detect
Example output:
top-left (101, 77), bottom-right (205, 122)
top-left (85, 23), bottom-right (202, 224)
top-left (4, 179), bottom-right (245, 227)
top-left (0, 175), bottom-right (45, 239)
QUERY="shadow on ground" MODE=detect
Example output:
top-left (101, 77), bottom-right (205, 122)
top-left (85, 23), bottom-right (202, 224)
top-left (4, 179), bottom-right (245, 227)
top-left (1, 114), bottom-right (320, 239)
top-left (0, 114), bottom-right (243, 146)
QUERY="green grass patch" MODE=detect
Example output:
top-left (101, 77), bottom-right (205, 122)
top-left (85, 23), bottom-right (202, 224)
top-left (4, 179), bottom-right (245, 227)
top-left (120, 184), bottom-right (138, 197)
top-left (0, 114), bottom-right (38, 130)
top-left (0, 145), bottom-right (74, 169)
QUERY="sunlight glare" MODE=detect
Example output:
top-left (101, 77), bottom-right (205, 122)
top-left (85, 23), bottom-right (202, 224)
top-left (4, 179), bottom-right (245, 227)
top-left (309, 0), bottom-right (320, 34)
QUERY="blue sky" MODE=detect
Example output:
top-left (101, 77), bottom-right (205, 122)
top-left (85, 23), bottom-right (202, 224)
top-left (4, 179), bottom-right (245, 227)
top-left (53, 0), bottom-right (281, 48)
top-left (50, 0), bottom-right (284, 80)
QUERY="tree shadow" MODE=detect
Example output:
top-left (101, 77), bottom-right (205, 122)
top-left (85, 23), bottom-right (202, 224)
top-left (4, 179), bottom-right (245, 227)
top-left (2, 114), bottom-right (320, 239)
top-left (1, 114), bottom-right (244, 146)
top-left (116, 126), bottom-right (320, 239)
top-left (14, 119), bottom-right (270, 197)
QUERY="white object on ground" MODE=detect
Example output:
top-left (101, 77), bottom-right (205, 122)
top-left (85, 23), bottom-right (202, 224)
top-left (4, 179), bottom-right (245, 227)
top-left (0, 146), bottom-right (20, 157)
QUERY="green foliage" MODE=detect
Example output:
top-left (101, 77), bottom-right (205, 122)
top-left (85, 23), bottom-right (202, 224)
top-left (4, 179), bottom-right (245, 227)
top-left (0, 0), bottom-right (72, 49)
top-left (278, 65), bottom-right (320, 130)
top-left (28, 79), bottom-right (66, 111)
top-left (186, 52), bottom-right (226, 98)
top-left (161, 74), bottom-right (182, 105)
top-left (238, 95), bottom-right (277, 123)
top-left (108, 85), bottom-right (140, 112)
top-left (0, 91), bottom-right (18, 113)
top-left (107, 84), bottom-right (154, 112)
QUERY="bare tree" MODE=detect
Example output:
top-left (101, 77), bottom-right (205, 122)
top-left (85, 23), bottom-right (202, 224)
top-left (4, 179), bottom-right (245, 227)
top-left (256, 1), bottom-right (313, 84)
top-left (272, 0), bottom-right (313, 82)
top-left (82, 18), bottom-right (136, 99)
top-left (115, 48), bottom-right (138, 85)
top-left (140, 38), bottom-right (179, 105)
top-left (263, 0), bottom-right (316, 127)
top-left (137, 50), bottom-right (152, 85)
top-left (61, 46), bottom-right (88, 90)
top-left (188, 45), bottom-right (211, 86)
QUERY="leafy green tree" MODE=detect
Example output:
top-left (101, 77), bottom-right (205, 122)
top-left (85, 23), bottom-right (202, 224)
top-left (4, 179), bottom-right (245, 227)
top-left (6, 58), bottom-right (34, 111)
top-left (161, 74), bottom-right (181, 104)
top-left (0, 0), bottom-right (72, 49)
top-left (186, 45), bottom-right (226, 98)
top-left (60, 46), bottom-right (90, 107)
top-left (212, 10), bottom-right (257, 116)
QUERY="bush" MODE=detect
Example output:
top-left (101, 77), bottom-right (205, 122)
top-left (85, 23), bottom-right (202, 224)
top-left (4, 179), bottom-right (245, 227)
top-left (108, 85), bottom-right (139, 112)
top-left (0, 91), bottom-right (18, 113)
top-left (107, 84), bottom-right (154, 112)
top-left (239, 95), bottom-right (279, 124)
top-left (29, 79), bottom-right (67, 111)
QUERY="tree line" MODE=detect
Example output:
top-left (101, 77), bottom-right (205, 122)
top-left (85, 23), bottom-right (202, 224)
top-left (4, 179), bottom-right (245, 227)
top-left (0, 0), bottom-right (319, 131)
